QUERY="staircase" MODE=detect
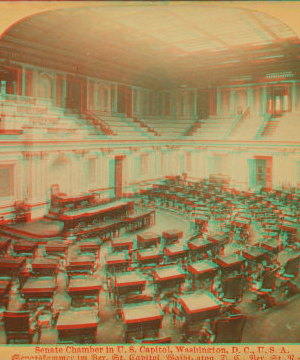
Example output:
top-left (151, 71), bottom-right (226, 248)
top-left (224, 107), bottom-right (250, 139)
top-left (133, 117), bottom-right (158, 137)
top-left (182, 118), bottom-right (202, 137)
top-left (263, 112), bottom-right (300, 142)
top-left (260, 119), bottom-right (280, 137)
top-left (190, 115), bottom-right (236, 140)
top-left (254, 114), bottom-right (272, 140)
top-left (96, 113), bottom-right (150, 140)
top-left (143, 117), bottom-right (194, 139)
top-left (83, 110), bottom-right (115, 136)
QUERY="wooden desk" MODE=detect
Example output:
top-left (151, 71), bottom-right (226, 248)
top-left (242, 246), bottom-right (269, 262)
top-left (178, 292), bottom-right (220, 329)
top-left (186, 260), bottom-right (218, 279)
top-left (137, 248), bottom-right (163, 266)
top-left (77, 219), bottom-right (124, 240)
top-left (68, 276), bottom-right (101, 295)
top-left (0, 256), bottom-right (26, 276)
top-left (114, 273), bottom-right (146, 297)
top-left (45, 241), bottom-right (69, 257)
top-left (78, 240), bottom-right (101, 261)
top-left (21, 276), bottom-right (56, 299)
top-left (68, 276), bottom-right (101, 308)
top-left (187, 238), bottom-right (213, 260)
top-left (162, 229), bottom-right (183, 245)
top-left (12, 241), bottom-right (38, 256)
top-left (31, 259), bottom-right (59, 276)
top-left (279, 222), bottom-right (297, 234)
top-left (105, 253), bottom-right (130, 272)
top-left (111, 237), bottom-right (133, 252)
top-left (213, 253), bottom-right (245, 272)
top-left (137, 232), bottom-right (159, 249)
top-left (231, 220), bottom-right (247, 229)
top-left (207, 233), bottom-right (229, 247)
top-left (152, 265), bottom-right (185, 293)
top-left (123, 210), bottom-right (155, 232)
top-left (67, 255), bottom-right (94, 276)
top-left (260, 239), bottom-right (282, 253)
top-left (122, 303), bottom-right (163, 342)
top-left (51, 193), bottom-right (95, 209)
top-left (68, 254), bottom-right (94, 266)
top-left (59, 200), bottom-right (134, 232)
top-left (57, 309), bottom-right (98, 343)
top-left (163, 242), bottom-right (187, 262)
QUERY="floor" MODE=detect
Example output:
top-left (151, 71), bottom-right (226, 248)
top-left (1, 207), bottom-right (300, 344)
top-left (3, 218), bottom-right (64, 239)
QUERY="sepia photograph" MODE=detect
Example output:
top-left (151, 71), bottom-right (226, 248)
top-left (0, 0), bottom-right (300, 351)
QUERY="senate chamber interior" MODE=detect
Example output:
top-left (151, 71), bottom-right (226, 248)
top-left (0, 2), bottom-right (300, 345)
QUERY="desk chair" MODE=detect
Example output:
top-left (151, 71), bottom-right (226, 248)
top-left (122, 309), bottom-right (162, 344)
top-left (249, 268), bottom-right (277, 311)
top-left (3, 308), bottom-right (45, 344)
top-left (207, 310), bottom-right (246, 343)
top-left (66, 258), bottom-right (95, 281)
top-left (278, 256), bottom-right (300, 297)
top-left (68, 276), bottom-right (100, 312)
top-left (216, 275), bottom-right (245, 308)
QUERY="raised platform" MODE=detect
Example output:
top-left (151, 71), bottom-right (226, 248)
top-left (0, 218), bottom-right (64, 242)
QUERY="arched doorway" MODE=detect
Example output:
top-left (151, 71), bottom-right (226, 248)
top-left (32, 73), bottom-right (52, 99)
top-left (48, 155), bottom-right (71, 195)
top-left (233, 90), bottom-right (247, 115)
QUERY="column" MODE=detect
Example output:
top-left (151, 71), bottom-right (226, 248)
top-left (114, 84), bottom-right (118, 113)
top-left (136, 89), bottom-right (140, 116)
top-left (217, 89), bottom-right (222, 117)
top-left (93, 84), bottom-right (98, 111)
top-left (230, 90), bottom-right (235, 117)
top-left (183, 93), bottom-right (188, 117)
top-left (101, 87), bottom-right (105, 113)
top-left (86, 78), bottom-right (90, 110)
top-left (194, 90), bottom-right (197, 117)
top-left (171, 92), bottom-right (177, 118)
top-left (22, 65), bottom-right (26, 96)
top-left (52, 74), bottom-right (57, 106)
top-left (61, 75), bottom-right (67, 108)
top-left (107, 85), bottom-right (111, 115)
top-left (247, 88), bottom-right (254, 115)
top-left (17, 68), bottom-right (22, 96)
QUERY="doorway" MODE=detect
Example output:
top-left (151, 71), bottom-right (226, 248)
top-left (248, 156), bottom-right (272, 189)
top-left (66, 75), bottom-right (84, 112)
top-left (118, 85), bottom-right (132, 118)
top-left (266, 87), bottom-right (289, 117)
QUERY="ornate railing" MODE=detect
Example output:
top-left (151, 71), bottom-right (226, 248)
top-left (84, 110), bottom-right (114, 135)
